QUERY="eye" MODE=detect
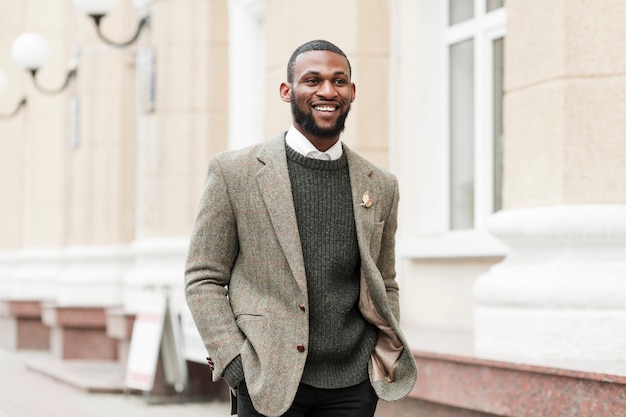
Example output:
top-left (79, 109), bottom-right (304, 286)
top-left (334, 79), bottom-right (348, 85)
top-left (305, 78), bottom-right (319, 85)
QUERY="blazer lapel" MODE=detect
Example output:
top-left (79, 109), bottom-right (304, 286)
top-left (345, 145), bottom-right (377, 252)
top-left (255, 136), bottom-right (308, 296)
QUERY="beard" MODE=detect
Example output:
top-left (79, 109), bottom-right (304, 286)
top-left (291, 98), bottom-right (351, 139)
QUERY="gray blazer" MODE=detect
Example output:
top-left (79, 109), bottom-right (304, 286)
top-left (185, 134), bottom-right (418, 417)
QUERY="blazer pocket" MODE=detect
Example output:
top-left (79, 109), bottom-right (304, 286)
top-left (369, 221), bottom-right (385, 260)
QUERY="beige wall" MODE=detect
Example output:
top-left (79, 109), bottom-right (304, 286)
top-left (0, 1), bottom-right (27, 249)
top-left (0, 46), bottom-right (25, 249)
top-left (0, 0), bottom-right (230, 249)
top-left (73, 0), bottom-right (229, 242)
top-left (70, 2), bottom-right (137, 246)
top-left (504, 0), bottom-right (626, 208)
top-left (1, 0), bottom-right (388, 251)
top-left (400, 258), bottom-right (499, 331)
top-left (138, 0), bottom-right (229, 239)
top-left (0, 0), bottom-right (73, 248)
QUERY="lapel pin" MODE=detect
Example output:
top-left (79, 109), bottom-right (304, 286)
top-left (360, 191), bottom-right (373, 208)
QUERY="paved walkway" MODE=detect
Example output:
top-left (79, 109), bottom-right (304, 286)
top-left (0, 347), bottom-right (230, 417)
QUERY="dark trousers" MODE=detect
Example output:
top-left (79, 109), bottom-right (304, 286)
top-left (237, 379), bottom-right (378, 417)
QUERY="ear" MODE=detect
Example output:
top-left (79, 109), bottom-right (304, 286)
top-left (350, 82), bottom-right (356, 103)
top-left (279, 82), bottom-right (292, 103)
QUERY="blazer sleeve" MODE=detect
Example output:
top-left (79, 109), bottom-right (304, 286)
top-left (378, 178), bottom-right (401, 322)
top-left (184, 155), bottom-right (245, 380)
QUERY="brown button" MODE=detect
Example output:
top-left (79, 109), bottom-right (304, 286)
top-left (298, 304), bottom-right (306, 312)
top-left (296, 344), bottom-right (305, 352)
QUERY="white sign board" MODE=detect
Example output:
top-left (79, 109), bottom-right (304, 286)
top-left (125, 291), bottom-right (187, 393)
top-left (181, 304), bottom-right (207, 364)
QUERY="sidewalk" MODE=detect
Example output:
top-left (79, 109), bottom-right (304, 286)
top-left (0, 347), bottom-right (230, 417)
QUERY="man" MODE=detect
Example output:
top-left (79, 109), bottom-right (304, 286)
top-left (185, 39), bottom-right (418, 417)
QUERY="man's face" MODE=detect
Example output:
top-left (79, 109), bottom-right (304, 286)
top-left (280, 50), bottom-right (356, 149)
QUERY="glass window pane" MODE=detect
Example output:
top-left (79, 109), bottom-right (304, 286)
top-left (449, 0), bottom-right (474, 25)
top-left (487, 0), bottom-right (505, 12)
top-left (449, 39), bottom-right (475, 229)
top-left (493, 37), bottom-right (504, 212)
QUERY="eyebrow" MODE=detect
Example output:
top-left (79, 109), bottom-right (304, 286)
top-left (301, 70), bottom-right (349, 77)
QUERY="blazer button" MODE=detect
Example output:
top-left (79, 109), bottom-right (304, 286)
top-left (296, 344), bottom-right (305, 352)
top-left (298, 304), bottom-right (306, 312)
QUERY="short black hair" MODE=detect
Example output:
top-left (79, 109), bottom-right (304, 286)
top-left (286, 39), bottom-right (352, 84)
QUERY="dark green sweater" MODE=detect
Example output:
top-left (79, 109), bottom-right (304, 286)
top-left (286, 144), bottom-right (376, 389)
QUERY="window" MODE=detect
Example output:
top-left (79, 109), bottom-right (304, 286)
top-left (449, 38), bottom-right (475, 229)
top-left (397, 0), bottom-right (507, 258)
top-left (492, 37), bottom-right (504, 213)
top-left (446, 0), bottom-right (505, 230)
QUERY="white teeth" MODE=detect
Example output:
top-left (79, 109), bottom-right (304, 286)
top-left (314, 106), bottom-right (336, 112)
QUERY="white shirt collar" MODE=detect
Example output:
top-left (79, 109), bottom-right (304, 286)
top-left (285, 125), bottom-right (343, 161)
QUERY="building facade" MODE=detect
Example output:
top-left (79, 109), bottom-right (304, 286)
top-left (1, 0), bottom-right (625, 415)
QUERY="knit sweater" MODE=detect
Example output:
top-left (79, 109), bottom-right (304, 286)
top-left (285, 144), bottom-right (377, 389)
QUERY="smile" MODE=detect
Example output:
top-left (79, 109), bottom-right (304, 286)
top-left (313, 105), bottom-right (338, 112)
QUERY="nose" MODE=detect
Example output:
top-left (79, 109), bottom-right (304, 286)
top-left (317, 80), bottom-right (338, 98)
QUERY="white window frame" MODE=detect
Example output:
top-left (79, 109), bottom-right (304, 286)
top-left (445, 4), bottom-right (506, 231)
top-left (398, 0), bottom-right (508, 259)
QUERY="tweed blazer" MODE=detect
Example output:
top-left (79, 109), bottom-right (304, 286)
top-left (185, 134), bottom-right (418, 417)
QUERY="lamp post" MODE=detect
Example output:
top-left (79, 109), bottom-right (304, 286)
top-left (72, 0), bottom-right (151, 48)
top-left (0, 69), bottom-right (28, 119)
top-left (11, 33), bottom-right (78, 95)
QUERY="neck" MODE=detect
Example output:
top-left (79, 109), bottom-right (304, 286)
top-left (309, 137), bottom-right (339, 152)
top-left (293, 125), bottom-right (339, 152)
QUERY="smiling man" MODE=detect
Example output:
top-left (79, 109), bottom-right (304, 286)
top-left (185, 40), bottom-right (418, 417)
top-left (281, 42), bottom-right (355, 150)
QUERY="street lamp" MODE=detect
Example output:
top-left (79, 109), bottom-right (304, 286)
top-left (0, 69), bottom-right (27, 119)
top-left (72, 0), bottom-right (151, 48)
top-left (11, 32), bottom-right (78, 95)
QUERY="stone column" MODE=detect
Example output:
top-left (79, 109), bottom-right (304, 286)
top-left (475, 206), bottom-right (626, 360)
top-left (474, 1), bottom-right (626, 361)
